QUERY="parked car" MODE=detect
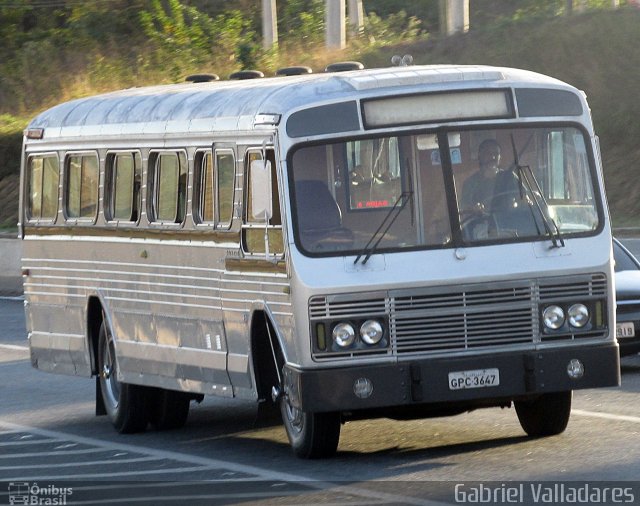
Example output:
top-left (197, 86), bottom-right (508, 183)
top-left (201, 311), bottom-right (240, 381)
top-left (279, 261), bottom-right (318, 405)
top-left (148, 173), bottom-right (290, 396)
top-left (613, 237), bottom-right (640, 356)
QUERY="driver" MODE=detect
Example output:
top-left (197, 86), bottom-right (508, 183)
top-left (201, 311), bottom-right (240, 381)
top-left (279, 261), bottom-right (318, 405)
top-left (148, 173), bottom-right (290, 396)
top-left (460, 139), bottom-right (503, 212)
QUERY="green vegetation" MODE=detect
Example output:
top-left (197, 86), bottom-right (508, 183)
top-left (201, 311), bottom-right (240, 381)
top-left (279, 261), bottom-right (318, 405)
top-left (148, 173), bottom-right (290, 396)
top-left (0, 115), bottom-right (25, 179)
top-left (0, 0), bottom-right (639, 229)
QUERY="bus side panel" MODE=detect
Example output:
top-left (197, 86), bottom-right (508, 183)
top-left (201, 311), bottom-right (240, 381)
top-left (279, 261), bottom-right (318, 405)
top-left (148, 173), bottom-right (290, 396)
top-left (24, 237), bottom-right (93, 377)
top-left (23, 233), bottom-right (236, 395)
top-left (101, 238), bottom-right (233, 394)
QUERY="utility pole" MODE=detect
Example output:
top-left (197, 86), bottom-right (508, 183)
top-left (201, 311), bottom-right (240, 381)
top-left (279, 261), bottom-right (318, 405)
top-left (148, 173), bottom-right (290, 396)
top-left (348, 0), bottom-right (364, 34)
top-left (440, 0), bottom-right (469, 35)
top-left (566, 0), bottom-right (574, 15)
top-left (262, 0), bottom-right (278, 49)
top-left (326, 0), bottom-right (346, 49)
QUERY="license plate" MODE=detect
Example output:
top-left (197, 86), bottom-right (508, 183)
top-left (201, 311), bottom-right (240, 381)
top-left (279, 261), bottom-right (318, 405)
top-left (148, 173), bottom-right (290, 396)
top-left (448, 368), bottom-right (500, 390)
top-left (616, 321), bottom-right (635, 339)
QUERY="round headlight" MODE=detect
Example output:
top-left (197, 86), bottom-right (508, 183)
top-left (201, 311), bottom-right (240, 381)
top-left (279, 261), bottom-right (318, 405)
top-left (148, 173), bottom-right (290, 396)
top-left (360, 320), bottom-right (384, 345)
top-left (568, 304), bottom-right (589, 328)
top-left (332, 323), bottom-right (356, 348)
top-left (543, 305), bottom-right (565, 330)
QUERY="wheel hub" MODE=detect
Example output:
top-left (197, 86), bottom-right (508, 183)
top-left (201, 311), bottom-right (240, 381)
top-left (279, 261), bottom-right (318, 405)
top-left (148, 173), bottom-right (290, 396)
top-left (284, 399), bottom-right (304, 433)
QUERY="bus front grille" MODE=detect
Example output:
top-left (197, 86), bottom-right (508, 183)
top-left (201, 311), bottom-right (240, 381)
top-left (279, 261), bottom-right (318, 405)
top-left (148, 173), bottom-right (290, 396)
top-left (309, 273), bottom-right (608, 359)
top-left (392, 283), bottom-right (535, 354)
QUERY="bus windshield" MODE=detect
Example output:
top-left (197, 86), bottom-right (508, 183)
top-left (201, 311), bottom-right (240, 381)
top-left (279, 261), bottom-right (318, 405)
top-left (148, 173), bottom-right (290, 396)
top-left (289, 126), bottom-right (600, 256)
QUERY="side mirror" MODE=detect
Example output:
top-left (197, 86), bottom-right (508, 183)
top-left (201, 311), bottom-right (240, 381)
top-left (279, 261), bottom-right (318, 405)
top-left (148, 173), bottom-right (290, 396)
top-left (250, 159), bottom-right (273, 221)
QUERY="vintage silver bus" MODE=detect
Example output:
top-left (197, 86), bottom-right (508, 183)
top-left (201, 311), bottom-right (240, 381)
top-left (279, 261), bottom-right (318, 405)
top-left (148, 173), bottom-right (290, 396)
top-left (19, 64), bottom-right (620, 458)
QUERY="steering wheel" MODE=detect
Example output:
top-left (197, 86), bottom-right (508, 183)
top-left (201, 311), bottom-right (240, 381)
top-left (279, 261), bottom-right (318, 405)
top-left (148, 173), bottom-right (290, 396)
top-left (460, 209), bottom-right (498, 241)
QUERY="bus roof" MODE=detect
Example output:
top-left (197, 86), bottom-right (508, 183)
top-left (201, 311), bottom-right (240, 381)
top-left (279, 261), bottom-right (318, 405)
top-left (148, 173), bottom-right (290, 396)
top-left (27, 65), bottom-right (574, 138)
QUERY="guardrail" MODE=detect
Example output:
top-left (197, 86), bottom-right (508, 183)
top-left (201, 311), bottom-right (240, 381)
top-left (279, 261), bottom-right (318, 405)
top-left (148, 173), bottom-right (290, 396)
top-left (613, 228), bottom-right (640, 237)
top-left (0, 236), bottom-right (22, 296)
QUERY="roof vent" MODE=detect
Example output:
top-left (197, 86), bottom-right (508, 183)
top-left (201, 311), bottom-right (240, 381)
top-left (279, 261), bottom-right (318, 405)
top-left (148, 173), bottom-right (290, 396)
top-left (229, 70), bottom-right (265, 80)
top-left (325, 61), bottom-right (364, 73)
top-left (185, 73), bottom-right (220, 83)
top-left (391, 55), bottom-right (414, 67)
top-left (276, 66), bottom-right (313, 76)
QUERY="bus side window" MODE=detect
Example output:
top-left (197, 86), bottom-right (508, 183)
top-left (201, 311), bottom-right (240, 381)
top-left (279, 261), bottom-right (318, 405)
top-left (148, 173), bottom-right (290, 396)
top-left (242, 148), bottom-right (283, 255)
top-left (195, 151), bottom-right (215, 223)
top-left (216, 150), bottom-right (235, 228)
top-left (194, 149), bottom-right (235, 229)
top-left (106, 152), bottom-right (141, 223)
top-left (65, 153), bottom-right (99, 220)
top-left (150, 152), bottom-right (187, 224)
top-left (27, 154), bottom-right (59, 222)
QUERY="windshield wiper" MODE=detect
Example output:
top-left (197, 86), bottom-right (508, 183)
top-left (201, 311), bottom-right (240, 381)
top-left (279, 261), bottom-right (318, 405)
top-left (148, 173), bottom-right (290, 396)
top-left (510, 135), bottom-right (565, 248)
top-left (353, 190), bottom-right (413, 265)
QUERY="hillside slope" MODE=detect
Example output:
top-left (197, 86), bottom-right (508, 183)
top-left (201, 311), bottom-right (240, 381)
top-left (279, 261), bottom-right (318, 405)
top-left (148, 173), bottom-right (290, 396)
top-left (1, 9), bottom-right (639, 229)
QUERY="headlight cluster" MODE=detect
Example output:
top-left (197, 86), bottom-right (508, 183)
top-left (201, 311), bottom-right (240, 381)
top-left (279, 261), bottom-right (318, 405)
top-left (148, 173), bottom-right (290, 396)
top-left (314, 319), bottom-right (388, 353)
top-left (332, 320), bottom-right (385, 347)
top-left (542, 303), bottom-right (591, 331)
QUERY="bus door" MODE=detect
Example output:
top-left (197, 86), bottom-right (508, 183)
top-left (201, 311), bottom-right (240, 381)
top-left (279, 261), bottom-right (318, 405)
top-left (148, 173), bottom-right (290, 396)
top-left (222, 146), bottom-right (287, 390)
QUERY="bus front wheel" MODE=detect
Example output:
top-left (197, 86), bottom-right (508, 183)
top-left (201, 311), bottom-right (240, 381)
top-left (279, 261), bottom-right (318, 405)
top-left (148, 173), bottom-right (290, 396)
top-left (98, 321), bottom-right (149, 433)
top-left (280, 395), bottom-right (341, 459)
top-left (514, 391), bottom-right (572, 437)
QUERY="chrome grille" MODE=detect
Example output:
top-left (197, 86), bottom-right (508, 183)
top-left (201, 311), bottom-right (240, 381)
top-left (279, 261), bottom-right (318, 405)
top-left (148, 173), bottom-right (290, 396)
top-left (309, 273), bottom-right (608, 358)
top-left (392, 283), bottom-right (535, 354)
top-left (539, 273), bottom-right (607, 301)
top-left (309, 296), bottom-right (386, 319)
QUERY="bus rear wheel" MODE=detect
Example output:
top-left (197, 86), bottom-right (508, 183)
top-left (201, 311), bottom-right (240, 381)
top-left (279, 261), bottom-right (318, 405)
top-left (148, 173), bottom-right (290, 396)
top-left (515, 391), bottom-right (572, 437)
top-left (98, 321), bottom-right (149, 433)
top-left (280, 394), bottom-right (340, 459)
top-left (148, 388), bottom-right (191, 430)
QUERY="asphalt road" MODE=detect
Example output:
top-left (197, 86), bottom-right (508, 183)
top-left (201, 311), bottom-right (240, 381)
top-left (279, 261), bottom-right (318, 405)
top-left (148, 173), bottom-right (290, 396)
top-left (1, 238), bottom-right (640, 504)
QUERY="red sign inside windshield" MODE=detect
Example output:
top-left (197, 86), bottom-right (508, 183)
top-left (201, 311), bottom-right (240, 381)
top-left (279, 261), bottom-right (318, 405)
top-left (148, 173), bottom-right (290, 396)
top-left (356, 200), bottom-right (390, 209)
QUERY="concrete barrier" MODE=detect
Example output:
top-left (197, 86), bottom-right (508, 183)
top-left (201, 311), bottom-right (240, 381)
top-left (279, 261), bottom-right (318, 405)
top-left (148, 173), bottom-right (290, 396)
top-left (0, 237), bottom-right (22, 295)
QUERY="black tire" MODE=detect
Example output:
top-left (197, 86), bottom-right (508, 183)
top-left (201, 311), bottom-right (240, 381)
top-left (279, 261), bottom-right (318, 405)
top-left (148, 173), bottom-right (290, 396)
top-left (148, 388), bottom-right (191, 430)
top-left (515, 391), bottom-right (572, 437)
top-left (280, 394), bottom-right (341, 459)
top-left (98, 321), bottom-right (149, 433)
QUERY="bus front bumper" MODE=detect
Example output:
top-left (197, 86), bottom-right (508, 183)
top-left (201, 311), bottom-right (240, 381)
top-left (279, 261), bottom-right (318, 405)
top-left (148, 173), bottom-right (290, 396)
top-left (283, 342), bottom-right (620, 413)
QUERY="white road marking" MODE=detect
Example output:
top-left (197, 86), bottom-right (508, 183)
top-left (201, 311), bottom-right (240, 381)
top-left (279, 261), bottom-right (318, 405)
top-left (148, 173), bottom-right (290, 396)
top-left (0, 420), bottom-right (298, 480)
top-left (0, 438), bottom-right (63, 446)
top-left (0, 455), bottom-right (160, 471)
top-left (68, 495), bottom-right (375, 506)
top-left (0, 343), bottom-right (28, 351)
top-left (573, 408), bottom-right (640, 424)
top-left (0, 420), bottom-right (446, 506)
top-left (2, 465), bottom-right (232, 481)
top-left (0, 448), bottom-right (110, 458)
